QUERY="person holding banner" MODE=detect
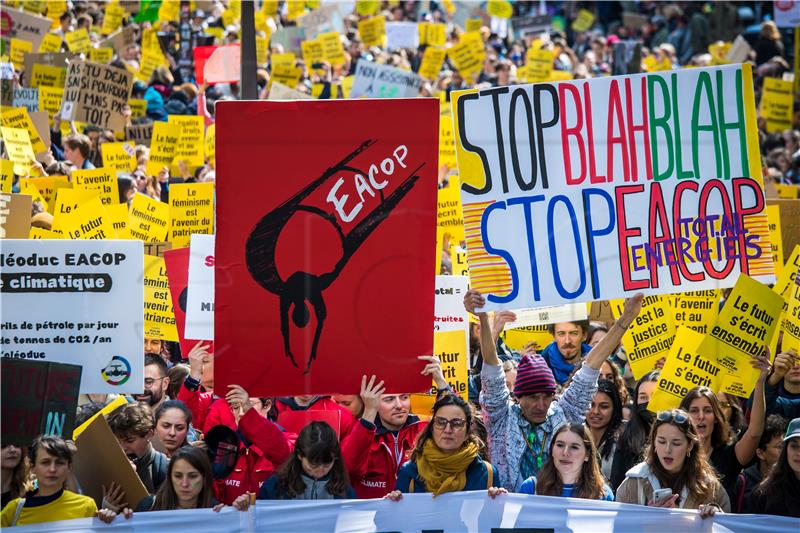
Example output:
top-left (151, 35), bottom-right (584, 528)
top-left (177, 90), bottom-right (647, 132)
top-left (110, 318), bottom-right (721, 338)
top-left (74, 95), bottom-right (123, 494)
top-left (679, 354), bottom-right (769, 501)
top-left (615, 409), bottom-right (730, 517)
top-left (465, 289), bottom-right (644, 491)
top-left (1, 436), bottom-right (98, 527)
top-left (519, 423), bottom-right (614, 501)
top-left (386, 394), bottom-right (503, 498)
top-left (747, 418), bottom-right (800, 518)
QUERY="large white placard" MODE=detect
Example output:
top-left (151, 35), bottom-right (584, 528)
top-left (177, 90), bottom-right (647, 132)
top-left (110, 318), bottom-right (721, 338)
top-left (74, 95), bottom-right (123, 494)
top-left (349, 60), bottom-right (423, 99)
top-left (0, 239), bottom-right (143, 393)
top-left (434, 275), bottom-right (469, 332)
top-left (185, 234), bottom-right (214, 340)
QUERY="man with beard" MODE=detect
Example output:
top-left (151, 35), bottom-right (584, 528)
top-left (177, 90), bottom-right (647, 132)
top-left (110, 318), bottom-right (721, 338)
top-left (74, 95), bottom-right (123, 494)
top-left (541, 321), bottom-right (592, 386)
top-left (133, 355), bottom-right (171, 410)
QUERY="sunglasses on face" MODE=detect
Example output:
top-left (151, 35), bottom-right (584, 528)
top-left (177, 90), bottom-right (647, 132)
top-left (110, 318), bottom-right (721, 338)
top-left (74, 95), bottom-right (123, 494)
top-left (656, 410), bottom-right (689, 424)
top-left (432, 417), bottom-right (467, 430)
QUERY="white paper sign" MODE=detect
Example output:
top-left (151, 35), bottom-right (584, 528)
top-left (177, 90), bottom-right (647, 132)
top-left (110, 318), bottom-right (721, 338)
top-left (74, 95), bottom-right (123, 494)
top-left (385, 22), bottom-right (419, 50)
top-left (0, 239), bottom-right (144, 393)
top-left (349, 60), bottom-right (423, 99)
top-left (774, 0), bottom-right (800, 27)
top-left (185, 234), bottom-right (214, 340)
top-left (505, 303), bottom-right (589, 329)
top-left (434, 275), bottom-right (469, 332)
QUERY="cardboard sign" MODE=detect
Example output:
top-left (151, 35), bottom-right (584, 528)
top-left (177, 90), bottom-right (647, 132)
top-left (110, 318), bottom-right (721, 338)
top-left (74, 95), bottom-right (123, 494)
top-left (169, 182), bottom-right (214, 247)
top-left (385, 22), bottom-right (419, 50)
top-left (0, 239), bottom-right (144, 393)
top-left (146, 121), bottom-right (180, 176)
top-left (185, 234), bottom-right (215, 340)
top-left (298, 4), bottom-right (343, 39)
top-left (276, 410), bottom-right (341, 438)
top-left (129, 193), bottom-right (170, 242)
top-left (1, 359), bottom-right (81, 446)
top-left (511, 14), bottom-right (551, 38)
top-left (611, 295), bottom-right (676, 379)
top-left (168, 115), bottom-right (204, 168)
top-left (1, 7), bottom-right (53, 51)
top-left (453, 64), bottom-right (773, 311)
top-left (73, 168), bottom-right (118, 206)
top-left (0, 193), bottom-right (33, 239)
top-left (73, 415), bottom-right (149, 508)
top-left (766, 204), bottom-right (784, 277)
top-left (72, 395), bottom-right (128, 440)
top-left (767, 199), bottom-right (800, 254)
top-left (144, 254), bottom-right (179, 341)
top-left (61, 61), bottom-right (133, 131)
top-left (125, 123), bottom-right (153, 147)
top-left (647, 326), bottom-right (722, 412)
top-left (215, 99), bottom-right (438, 396)
top-left (350, 60), bottom-right (423, 99)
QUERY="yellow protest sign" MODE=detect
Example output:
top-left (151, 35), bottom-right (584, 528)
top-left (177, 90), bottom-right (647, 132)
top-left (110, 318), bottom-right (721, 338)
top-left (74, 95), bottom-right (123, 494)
top-left (448, 33), bottom-right (484, 79)
top-left (1, 160), bottom-right (13, 192)
top-left (10, 38), bottom-right (33, 70)
top-left (18, 179), bottom-right (48, 210)
top-left (73, 168), bottom-right (118, 206)
top-left (20, 176), bottom-right (70, 212)
top-left (168, 115), bottom-right (204, 168)
top-left (437, 175), bottom-right (465, 243)
top-left (255, 35), bottom-right (269, 65)
top-left (524, 48), bottom-right (554, 82)
top-left (767, 204), bottom-right (784, 277)
top-left (38, 86), bottom-right (63, 120)
top-left (137, 47), bottom-right (169, 82)
top-left (271, 52), bottom-right (296, 67)
top-left (45, 1), bottom-right (67, 20)
top-left (643, 55), bottom-right (672, 72)
top-left (286, 0), bottom-right (306, 19)
top-left (775, 184), bottom-right (799, 199)
top-left (301, 39), bottom-right (324, 66)
top-left (781, 260), bottom-right (800, 352)
top-left (271, 64), bottom-right (303, 88)
top-left (340, 75), bottom-right (354, 98)
top-left (146, 122), bottom-right (180, 177)
top-left (439, 103), bottom-right (456, 168)
top-left (129, 193), bottom-right (170, 242)
top-left (168, 182), bottom-right (214, 247)
top-left (450, 244), bottom-right (469, 278)
top-left (90, 47), bottom-right (114, 63)
top-left (101, 2), bottom-right (125, 35)
top-left (672, 290), bottom-right (719, 335)
top-left (465, 19), bottom-right (482, 32)
top-left (760, 77), bottom-right (794, 133)
top-left (29, 227), bottom-right (63, 239)
top-left (38, 33), bottom-right (64, 53)
top-left (101, 141), bottom-right (137, 172)
top-left (65, 29), bottom-right (91, 53)
top-left (502, 325), bottom-right (553, 353)
top-left (708, 41), bottom-right (731, 65)
top-left (571, 9), bottom-right (595, 32)
top-left (0, 127), bottom-right (35, 175)
top-left (52, 188), bottom-right (100, 232)
top-left (356, 0), bottom-right (379, 16)
top-left (102, 202), bottom-right (131, 238)
top-left (30, 64), bottom-right (66, 88)
top-left (61, 196), bottom-right (117, 239)
top-left (707, 275), bottom-right (783, 397)
top-left (411, 329), bottom-right (470, 415)
top-left (610, 295), bottom-right (676, 379)
top-left (143, 254), bottom-right (179, 341)
top-left (204, 123), bottom-right (215, 165)
top-left (648, 327), bottom-right (723, 412)
top-left (1, 107), bottom-right (47, 155)
top-left (128, 98), bottom-right (147, 119)
top-left (487, 0), bottom-right (513, 19)
top-left (73, 396), bottom-right (129, 439)
top-left (419, 22), bottom-right (446, 46)
top-left (358, 17), bottom-right (386, 47)
top-left (419, 47), bottom-right (446, 81)
top-left (157, 0), bottom-right (180, 22)
top-left (319, 32), bottom-right (346, 66)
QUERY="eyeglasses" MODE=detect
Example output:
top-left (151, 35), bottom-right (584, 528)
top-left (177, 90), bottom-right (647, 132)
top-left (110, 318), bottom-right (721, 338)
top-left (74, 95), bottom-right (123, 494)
top-left (432, 417), bottom-right (467, 430)
top-left (656, 410), bottom-right (689, 424)
top-left (144, 377), bottom-right (166, 387)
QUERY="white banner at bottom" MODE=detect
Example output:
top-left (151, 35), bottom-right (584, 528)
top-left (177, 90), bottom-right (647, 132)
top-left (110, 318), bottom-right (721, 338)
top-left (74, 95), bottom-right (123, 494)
top-left (11, 492), bottom-right (799, 532)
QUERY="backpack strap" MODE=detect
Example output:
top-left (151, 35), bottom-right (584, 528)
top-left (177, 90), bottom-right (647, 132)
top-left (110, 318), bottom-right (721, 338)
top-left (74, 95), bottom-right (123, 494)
top-left (11, 498), bottom-right (26, 527)
top-left (151, 452), bottom-right (168, 491)
top-left (486, 462), bottom-right (494, 489)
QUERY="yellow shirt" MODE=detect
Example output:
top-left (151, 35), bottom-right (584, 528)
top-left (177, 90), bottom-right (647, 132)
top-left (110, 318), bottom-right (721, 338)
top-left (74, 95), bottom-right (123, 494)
top-left (1, 490), bottom-right (97, 527)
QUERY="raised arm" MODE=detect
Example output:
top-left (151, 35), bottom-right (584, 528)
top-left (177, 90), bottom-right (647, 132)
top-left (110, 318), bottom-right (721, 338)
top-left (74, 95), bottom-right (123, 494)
top-left (584, 293), bottom-right (643, 370)
top-left (463, 290), bottom-right (499, 366)
top-left (734, 354), bottom-right (770, 466)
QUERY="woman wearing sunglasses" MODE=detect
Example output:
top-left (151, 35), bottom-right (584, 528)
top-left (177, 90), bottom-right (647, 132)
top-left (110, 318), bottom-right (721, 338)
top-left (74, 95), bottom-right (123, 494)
top-left (615, 409), bottom-right (730, 518)
top-left (385, 394), bottom-right (505, 499)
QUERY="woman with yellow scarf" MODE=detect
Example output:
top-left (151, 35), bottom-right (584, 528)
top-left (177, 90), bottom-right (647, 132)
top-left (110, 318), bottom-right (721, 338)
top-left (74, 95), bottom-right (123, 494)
top-left (385, 394), bottom-right (506, 499)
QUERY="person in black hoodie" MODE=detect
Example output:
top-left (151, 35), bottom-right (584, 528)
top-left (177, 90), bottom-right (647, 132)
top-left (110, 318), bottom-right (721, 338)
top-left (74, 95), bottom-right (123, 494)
top-left (747, 417), bottom-right (800, 518)
top-left (734, 415), bottom-right (787, 513)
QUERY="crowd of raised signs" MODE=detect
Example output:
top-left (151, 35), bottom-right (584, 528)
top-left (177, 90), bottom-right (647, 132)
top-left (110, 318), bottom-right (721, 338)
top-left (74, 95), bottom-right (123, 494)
top-left (1, 0), bottom-right (800, 529)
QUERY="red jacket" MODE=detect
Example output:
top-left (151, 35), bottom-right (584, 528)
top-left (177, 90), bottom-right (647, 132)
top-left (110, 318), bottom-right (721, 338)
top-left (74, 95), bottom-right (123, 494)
top-left (177, 383), bottom-right (216, 434)
top-left (275, 397), bottom-right (357, 439)
top-left (213, 408), bottom-right (294, 505)
top-left (341, 416), bottom-right (427, 499)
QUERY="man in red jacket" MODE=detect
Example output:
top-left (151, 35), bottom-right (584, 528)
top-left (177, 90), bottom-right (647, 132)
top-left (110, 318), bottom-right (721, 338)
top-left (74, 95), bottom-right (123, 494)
top-left (274, 395), bottom-right (357, 439)
top-left (342, 355), bottom-right (449, 499)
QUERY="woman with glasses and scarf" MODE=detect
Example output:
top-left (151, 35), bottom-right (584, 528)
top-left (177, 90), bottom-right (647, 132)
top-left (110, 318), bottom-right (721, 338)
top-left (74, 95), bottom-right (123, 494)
top-left (385, 394), bottom-right (505, 499)
top-left (615, 409), bottom-right (730, 518)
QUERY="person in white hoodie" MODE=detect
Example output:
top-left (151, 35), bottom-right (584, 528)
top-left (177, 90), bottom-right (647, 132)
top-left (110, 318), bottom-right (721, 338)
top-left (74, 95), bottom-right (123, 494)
top-left (615, 408), bottom-right (729, 518)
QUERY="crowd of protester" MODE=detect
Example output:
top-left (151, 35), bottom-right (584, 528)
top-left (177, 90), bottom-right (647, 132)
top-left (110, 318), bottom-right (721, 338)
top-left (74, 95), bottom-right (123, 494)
top-left (1, 0), bottom-right (799, 528)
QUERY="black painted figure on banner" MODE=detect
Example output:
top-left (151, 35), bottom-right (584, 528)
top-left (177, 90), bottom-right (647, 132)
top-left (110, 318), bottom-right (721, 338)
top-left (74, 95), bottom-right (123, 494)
top-left (246, 140), bottom-right (425, 373)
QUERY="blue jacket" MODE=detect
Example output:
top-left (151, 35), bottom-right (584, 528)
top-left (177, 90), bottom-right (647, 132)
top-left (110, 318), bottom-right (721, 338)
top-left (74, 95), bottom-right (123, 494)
top-left (519, 476), bottom-right (614, 501)
top-left (540, 341), bottom-right (592, 385)
top-left (763, 382), bottom-right (800, 420)
top-left (395, 456), bottom-right (496, 493)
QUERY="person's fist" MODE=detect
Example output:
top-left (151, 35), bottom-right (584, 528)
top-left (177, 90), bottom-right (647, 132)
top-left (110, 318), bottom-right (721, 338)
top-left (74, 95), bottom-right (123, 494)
top-left (463, 289), bottom-right (486, 316)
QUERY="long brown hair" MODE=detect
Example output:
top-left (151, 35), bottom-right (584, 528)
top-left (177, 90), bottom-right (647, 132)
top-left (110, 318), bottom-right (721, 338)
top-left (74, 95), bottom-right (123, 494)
top-left (276, 422), bottom-right (348, 498)
top-left (645, 409), bottom-right (718, 504)
top-left (679, 387), bottom-right (730, 449)
top-left (152, 447), bottom-right (215, 510)
top-left (410, 394), bottom-right (484, 461)
top-left (1, 445), bottom-right (30, 499)
top-left (536, 424), bottom-right (607, 499)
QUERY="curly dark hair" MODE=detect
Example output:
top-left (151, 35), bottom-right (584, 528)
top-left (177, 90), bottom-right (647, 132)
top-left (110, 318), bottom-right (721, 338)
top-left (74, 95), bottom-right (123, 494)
top-left (107, 402), bottom-right (154, 438)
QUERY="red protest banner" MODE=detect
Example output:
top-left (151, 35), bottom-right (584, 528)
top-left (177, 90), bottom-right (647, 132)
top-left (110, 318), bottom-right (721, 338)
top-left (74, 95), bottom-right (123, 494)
top-left (215, 99), bottom-right (438, 397)
top-left (193, 45), bottom-right (240, 85)
top-left (277, 410), bottom-right (341, 438)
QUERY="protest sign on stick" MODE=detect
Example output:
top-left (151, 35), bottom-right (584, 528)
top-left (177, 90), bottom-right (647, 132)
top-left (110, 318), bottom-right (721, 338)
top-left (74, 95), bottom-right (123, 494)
top-left (215, 99), bottom-right (438, 396)
top-left (452, 65), bottom-right (774, 311)
top-left (0, 239), bottom-right (144, 393)
top-left (60, 61), bottom-right (133, 131)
